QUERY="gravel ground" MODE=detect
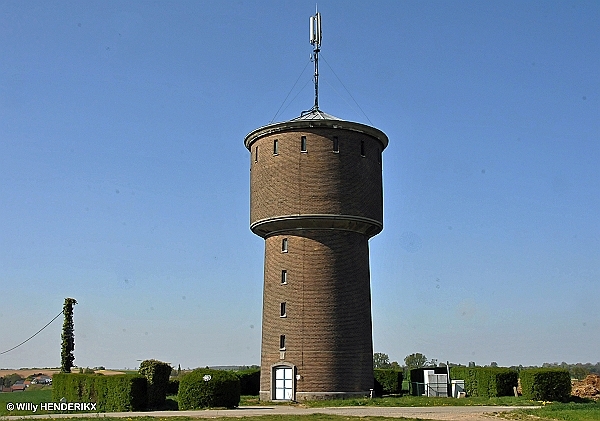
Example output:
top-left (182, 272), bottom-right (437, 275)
top-left (1, 405), bottom-right (538, 421)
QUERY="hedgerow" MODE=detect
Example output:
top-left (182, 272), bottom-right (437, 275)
top-left (52, 373), bottom-right (147, 411)
top-left (235, 368), bottom-right (260, 395)
top-left (178, 368), bottom-right (240, 409)
top-left (374, 369), bottom-right (403, 395)
top-left (520, 368), bottom-right (571, 402)
top-left (138, 359), bottom-right (172, 408)
top-left (450, 367), bottom-right (517, 397)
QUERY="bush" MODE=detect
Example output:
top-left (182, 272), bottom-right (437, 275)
top-left (235, 368), bottom-right (260, 395)
top-left (52, 373), bottom-right (147, 411)
top-left (520, 368), bottom-right (571, 402)
top-left (374, 369), bottom-right (403, 395)
top-left (178, 368), bottom-right (240, 409)
top-left (167, 379), bottom-right (179, 395)
top-left (450, 367), bottom-right (518, 397)
top-left (0, 374), bottom-right (23, 388)
top-left (139, 359), bottom-right (172, 408)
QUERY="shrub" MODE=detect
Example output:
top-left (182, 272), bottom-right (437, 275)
top-left (178, 368), bottom-right (240, 409)
top-left (1, 374), bottom-right (23, 388)
top-left (450, 367), bottom-right (517, 398)
top-left (139, 359), bottom-right (172, 408)
top-left (374, 369), bottom-right (403, 395)
top-left (520, 368), bottom-right (571, 402)
top-left (52, 373), bottom-right (147, 411)
top-left (235, 368), bottom-right (260, 395)
top-left (167, 379), bottom-right (179, 395)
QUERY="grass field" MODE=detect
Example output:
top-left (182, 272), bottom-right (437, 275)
top-left (300, 395), bottom-right (540, 407)
top-left (501, 401), bottom-right (600, 421)
top-left (2, 390), bottom-right (599, 421)
top-left (0, 388), bottom-right (53, 416)
top-left (0, 391), bottom-right (537, 417)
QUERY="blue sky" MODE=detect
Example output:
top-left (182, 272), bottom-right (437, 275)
top-left (1, 0), bottom-right (598, 370)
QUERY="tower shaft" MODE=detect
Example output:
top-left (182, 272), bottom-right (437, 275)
top-left (260, 230), bottom-right (373, 400)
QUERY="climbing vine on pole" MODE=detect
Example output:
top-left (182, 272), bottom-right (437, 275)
top-left (60, 298), bottom-right (77, 373)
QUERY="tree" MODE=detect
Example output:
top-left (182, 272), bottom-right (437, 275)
top-left (571, 366), bottom-right (589, 380)
top-left (60, 297), bottom-right (77, 373)
top-left (404, 353), bottom-right (428, 369)
top-left (373, 352), bottom-right (391, 369)
top-left (2, 374), bottom-right (23, 388)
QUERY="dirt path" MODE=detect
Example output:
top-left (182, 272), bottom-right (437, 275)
top-left (1, 405), bottom-right (537, 420)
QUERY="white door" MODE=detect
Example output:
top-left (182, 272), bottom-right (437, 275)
top-left (274, 367), bottom-right (293, 400)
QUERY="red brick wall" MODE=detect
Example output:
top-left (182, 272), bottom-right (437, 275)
top-left (260, 230), bottom-right (374, 395)
top-left (249, 128), bottom-right (384, 229)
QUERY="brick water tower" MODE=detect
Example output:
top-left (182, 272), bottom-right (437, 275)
top-left (245, 11), bottom-right (388, 401)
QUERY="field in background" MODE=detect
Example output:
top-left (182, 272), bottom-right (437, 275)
top-left (0, 369), bottom-right (59, 378)
top-left (0, 369), bottom-right (125, 377)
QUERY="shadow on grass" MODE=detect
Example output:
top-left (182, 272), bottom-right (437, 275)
top-left (158, 397), bottom-right (180, 411)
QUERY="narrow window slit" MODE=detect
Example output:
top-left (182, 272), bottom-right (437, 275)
top-left (279, 335), bottom-right (286, 350)
top-left (280, 302), bottom-right (287, 317)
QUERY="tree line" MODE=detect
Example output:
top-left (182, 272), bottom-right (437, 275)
top-left (373, 352), bottom-right (600, 380)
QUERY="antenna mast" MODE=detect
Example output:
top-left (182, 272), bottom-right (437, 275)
top-left (309, 8), bottom-right (322, 111)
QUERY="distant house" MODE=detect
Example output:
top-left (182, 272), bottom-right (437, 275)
top-left (32, 375), bottom-right (52, 385)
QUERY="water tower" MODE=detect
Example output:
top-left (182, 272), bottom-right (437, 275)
top-left (245, 11), bottom-right (389, 401)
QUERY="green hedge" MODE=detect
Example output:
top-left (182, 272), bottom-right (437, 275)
top-left (374, 369), bottom-right (403, 395)
top-left (178, 368), bottom-right (240, 409)
top-left (52, 373), bottom-right (147, 411)
top-left (139, 359), bottom-right (172, 408)
top-left (235, 368), bottom-right (260, 395)
top-left (167, 379), bottom-right (179, 395)
top-left (520, 368), bottom-right (571, 402)
top-left (450, 367), bottom-right (517, 397)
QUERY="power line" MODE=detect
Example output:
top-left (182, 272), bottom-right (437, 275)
top-left (278, 78), bottom-right (312, 121)
top-left (0, 310), bottom-right (63, 355)
top-left (270, 58), bottom-right (312, 123)
top-left (320, 53), bottom-right (373, 125)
